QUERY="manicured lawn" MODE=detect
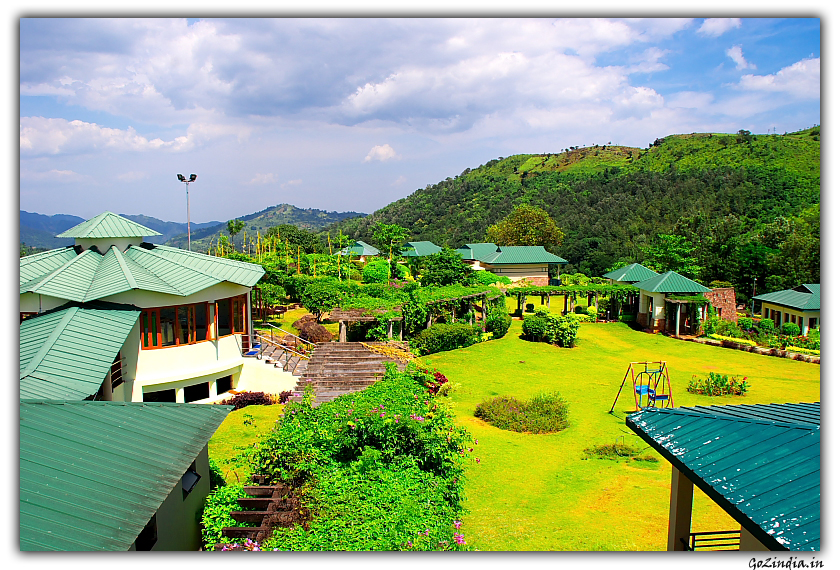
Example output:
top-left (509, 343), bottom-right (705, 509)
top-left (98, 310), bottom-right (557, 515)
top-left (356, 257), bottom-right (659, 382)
top-left (419, 319), bottom-right (820, 551)
top-left (257, 307), bottom-right (340, 339)
top-left (208, 404), bottom-right (286, 485)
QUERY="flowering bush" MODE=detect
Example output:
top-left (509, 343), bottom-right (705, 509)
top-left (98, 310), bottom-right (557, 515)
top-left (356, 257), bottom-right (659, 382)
top-left (687, 372), bottom-right (749, 396)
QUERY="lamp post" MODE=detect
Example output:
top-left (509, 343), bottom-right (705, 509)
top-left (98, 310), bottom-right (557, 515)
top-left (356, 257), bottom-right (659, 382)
top-left (751, 276), bottom-right (757, 316)
top-left (177, 174), bottom-right (197, 251)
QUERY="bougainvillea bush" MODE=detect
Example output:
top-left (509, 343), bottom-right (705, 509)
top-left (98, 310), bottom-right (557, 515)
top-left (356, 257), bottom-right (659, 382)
top-left (249, 363), bottom-right (475, 551)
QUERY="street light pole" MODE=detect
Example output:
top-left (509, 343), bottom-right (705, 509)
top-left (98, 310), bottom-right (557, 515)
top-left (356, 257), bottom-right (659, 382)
top-left (751, 276), bottom-right (757, 316)
top-left (177, 174), bottom-right (197, 251)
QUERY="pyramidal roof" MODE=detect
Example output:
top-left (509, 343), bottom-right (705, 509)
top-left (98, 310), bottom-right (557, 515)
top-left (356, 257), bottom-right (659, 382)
top-left (633, 270), bottom-right (710, 293)
top-left (56, 212), bottom-right (161, 239)
top-left (602, 262), bottom-right (659, 283)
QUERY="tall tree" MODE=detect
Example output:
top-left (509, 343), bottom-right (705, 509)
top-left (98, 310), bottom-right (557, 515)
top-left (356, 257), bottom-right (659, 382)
top-left (642, 234), bottom-right (701, 278)
top-left (227, 219), bottom-right (245, 238)
top-left (372, 222), bottom-right (410, 261)
top-left (420, 248), bottom-right (475, 287)
top-left (485, 205), bottom-right (564, 249)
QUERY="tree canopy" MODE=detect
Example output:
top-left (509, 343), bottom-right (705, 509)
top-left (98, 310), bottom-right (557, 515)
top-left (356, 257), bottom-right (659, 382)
top-left (485, 205), bottom-right (564, 249)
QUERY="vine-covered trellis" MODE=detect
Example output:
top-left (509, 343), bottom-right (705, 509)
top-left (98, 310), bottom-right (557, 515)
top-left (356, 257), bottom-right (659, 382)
top-left (504, 284), bottom-right (637, 321)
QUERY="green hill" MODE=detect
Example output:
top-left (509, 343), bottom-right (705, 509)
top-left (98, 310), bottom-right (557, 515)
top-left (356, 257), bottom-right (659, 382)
top-left (166, 203), bottom-right (366, 252)
top-left (328, 127), bottom-right (820, 299)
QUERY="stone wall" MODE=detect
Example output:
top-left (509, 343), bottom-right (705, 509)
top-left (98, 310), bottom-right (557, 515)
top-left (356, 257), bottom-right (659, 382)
top-left (704, 287), bottom-right (737, 321)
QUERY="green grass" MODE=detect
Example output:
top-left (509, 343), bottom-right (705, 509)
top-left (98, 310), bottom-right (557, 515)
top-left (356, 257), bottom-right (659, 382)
top-left (208, 404), bottom-right (286, 485)
top-left (418, 319), bottom-right (820, 551)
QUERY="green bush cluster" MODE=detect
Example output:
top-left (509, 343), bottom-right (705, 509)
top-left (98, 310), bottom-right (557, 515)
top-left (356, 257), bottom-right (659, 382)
top-left (201, 483), bottom-right (247, 549)
top-left (522, 308), bottom-right (581, 347)
top-left (413, 323), bottom-right (483, 355)
top-left (687, 372), bottom-right (749, 396)
top-left (484, 307), bottom-right (512, 339)
top-left (472, 270), bottom-right (512, 286)
top-left (780, 322), bottom-right (802, 336)
top-left (362, 259), bottom-right (391, 283)
top-left (701, 314), bottom-right (818, 352)
top-left (474, 392), bottom-right (570, 434)
top-left (246, 365), bottom-right (473, 551)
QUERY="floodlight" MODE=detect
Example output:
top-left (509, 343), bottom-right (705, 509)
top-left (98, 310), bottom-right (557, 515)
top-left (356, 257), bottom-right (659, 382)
top-left (177, 174), bottom-right (186, 182)
top-left (189, 174), bottom-right (197, 182)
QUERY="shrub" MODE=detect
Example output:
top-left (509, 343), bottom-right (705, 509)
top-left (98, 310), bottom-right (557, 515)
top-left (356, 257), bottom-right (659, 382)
top-left (756, 318), bottom-right (775, 333)
top-left (738, 317), bottom-right (754, 331)
top-left (484, 308), bottom-right (512, 339)
top-left (780, 322), bottom-right (801, 336)
top-left (472, 270), bottom-right (511, 286)
top-left (299, 278), bottom-right (344, 321)
top-left (522, 311), bottom-right (580, 347)
top-left (420, 248), bottom-right (475, 287)
top-left (417, 368), bottom-right (449, 395)
top-left (474, 392), bottom-right (569, 434)
top-left (413, 323), bottom-right (483, 355)
top-left (709, 334), bottom-right (757, 347)
top-left (686, 372), bottom-right (749, 396)
top-left (209, 457), bottom-right (226, 489)
top-left (362, 259), bottom-right (391, 283)
top-left (201, 483), bottom-right (248, 549)
top-left (298, 320), bottom-right (333, 343)
top-left (582, 443), bottom-right (656, 462)
top-left (222, 391), bottom-right (277, 411)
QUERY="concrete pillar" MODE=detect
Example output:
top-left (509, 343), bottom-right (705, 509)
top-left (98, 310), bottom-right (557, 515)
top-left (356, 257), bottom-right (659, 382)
top-left (388, 321), bottom-right (394, 339)
top-left (339, 321), bottom-right (347, 343)
top-left (427, 311), bottom-right (433, 329)
top-left (739, 526), bottom-right (770, 551)
top-left (667, 466), bottom-right (694, 551)
top-left (399, 320), bottom-right (403, 341)
top-left (102, 370), bottom-right (113, 401)
top-left (176, 386), bottom-right (186, 404)
top-left (546, 295), bottom-right (551, 309)
top-left (594, 293), bottom-right (599, 323)
top-left (675, 304), bottom-right (681, 338)
top-left (246, 290), bottom-right (254, 351)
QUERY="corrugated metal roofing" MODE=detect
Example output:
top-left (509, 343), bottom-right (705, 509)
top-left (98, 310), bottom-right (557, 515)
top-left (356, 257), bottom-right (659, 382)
top-left (56, 212), bottom-right (161, 239)
top-left (626, 402), bottom-right (820, 551)
top-left (754, 284), bottom-right (820, 311)
top-left (402, 241), bottom-right (443, 257)
top-left (478, 245), bottom-right (568, 265)
top-left (344, 240), bottom-right (380, 256)
top-left (20, 243), bottom-right (264, 302)
top-left (20, 302), bottom-right (141, 400)
top-left (456, 243), bottom-right (500, 261)
top-left (602, 262), bottom-right (659, 283)
top-left (633, 270), bottom-right (711, 294)
top-left (20, 400), bottom-right (232, 551)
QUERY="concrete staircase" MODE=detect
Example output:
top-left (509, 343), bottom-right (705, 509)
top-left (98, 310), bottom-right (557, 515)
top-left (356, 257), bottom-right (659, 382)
top-left (290, 342), bottom-right (409, 405)
top-left (258, 343), bottom-right (310, 377)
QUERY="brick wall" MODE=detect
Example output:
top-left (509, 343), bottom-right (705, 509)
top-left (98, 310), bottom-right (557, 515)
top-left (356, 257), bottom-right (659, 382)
top-left (516, 276), bottom-right (549, 286)
top-left (704, 287), bottom-right (737, 321)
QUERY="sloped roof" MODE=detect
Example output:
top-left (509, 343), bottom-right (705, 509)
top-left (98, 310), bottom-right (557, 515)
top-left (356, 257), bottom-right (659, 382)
top-left (602, 263), bottom-right (659, 283)
top-left (754, 284), bottom-right (820, 311)
top-left (456, 243), bottom-right (500, 261)
top-left (343, 240), bottom-right (380, 256)
top-left (632, 270), bottom-right (710, 293)
top-left (402, 241), bottom-right (442, 257)
top-left (627, 402), bottom-right (820, 551)
top-left (20, 400), bottom-right (232, 551)
top-left (56, 212), bottom-right (161, 239)
top-left (478, 245), bottom-right (568, 265)
top-left (20, 302), bottom-right (141, 400)
top-left (20, 243), bottom-right (264, 303)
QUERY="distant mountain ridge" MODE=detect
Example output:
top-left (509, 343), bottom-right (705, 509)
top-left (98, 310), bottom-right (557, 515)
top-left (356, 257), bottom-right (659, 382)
top-left (164, 203), bottom-right (366, 251)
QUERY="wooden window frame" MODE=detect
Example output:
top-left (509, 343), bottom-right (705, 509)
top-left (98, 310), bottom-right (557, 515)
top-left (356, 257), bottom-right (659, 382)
top-left (140, 301), bottom-right (219, 350)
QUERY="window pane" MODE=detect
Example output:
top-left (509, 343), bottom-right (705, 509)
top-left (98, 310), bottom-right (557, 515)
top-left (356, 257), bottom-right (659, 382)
top-left (233, 296), bottom-right (245, 333)
top-left (160, 307), bottom-right (176, 346)
top-left (177, 306), bottom-right (193, 345)
top-left (142, 313), bottom-right (149, 348)
top-left (195, 303), bottom-right (208, 341)
top-left (217, 299), bottom-right (231, 336)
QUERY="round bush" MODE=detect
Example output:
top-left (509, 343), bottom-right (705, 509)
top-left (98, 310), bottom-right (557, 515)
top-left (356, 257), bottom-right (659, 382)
top-left (781, 322), bottom-right (801, 336)
top-left (756, 318), bottom-right (775, 333)
top-left (738, 317), bottom-right (754, 331)
top-left (474, 392), bottom-right (569, 434)
top-left (485, 310), bottom-right (512, 339)
top-left (362, 260), bottom-right (391, 283)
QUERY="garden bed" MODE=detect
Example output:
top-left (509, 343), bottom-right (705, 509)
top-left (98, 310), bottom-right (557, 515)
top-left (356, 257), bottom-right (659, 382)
top-left (685, 336), bottom-right (820, 364)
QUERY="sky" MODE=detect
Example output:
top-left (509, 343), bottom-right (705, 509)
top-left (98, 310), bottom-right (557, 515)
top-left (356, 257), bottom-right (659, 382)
top-left (19, 17), bottom-right (821, 224)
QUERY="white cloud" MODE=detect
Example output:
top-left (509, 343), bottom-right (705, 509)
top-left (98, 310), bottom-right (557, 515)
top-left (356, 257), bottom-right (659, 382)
top-left (627, 47), bottom-right (670, 74)
top-left (667, 91), bottom-right (715, 110)
top-left (364, 144), bottom-right (398, 162)
top-left (726, 45), bottom-right (756, 71)
top-left (391, 175), bottom-right (407, 186)
top-left (737, 57), bottom-right (820, 99)
top-left (20, 168), bottom-right (87, 182)
top-left (116, 171), bottom-right (149, 182)
top-left (280, 179), bottom-right (303, 188)
top-left (697, 18), bottom-right (741, 38)
top-left (248, 173), bottom-right (277, 185)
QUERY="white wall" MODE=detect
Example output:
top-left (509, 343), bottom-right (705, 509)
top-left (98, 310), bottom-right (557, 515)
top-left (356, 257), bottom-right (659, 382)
top-left (102, 282), bottom-right (251, 309)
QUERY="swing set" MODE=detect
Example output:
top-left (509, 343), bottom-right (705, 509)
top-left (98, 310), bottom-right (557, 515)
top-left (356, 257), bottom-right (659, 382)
top-left (609, 361), bottom-right (674, 413)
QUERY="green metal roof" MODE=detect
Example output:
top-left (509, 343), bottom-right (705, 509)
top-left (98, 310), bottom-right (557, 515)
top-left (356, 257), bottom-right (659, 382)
top-left (402, 241), bottom-right (442, 257)
top-left (478, 245), bottom-right (568, 265)
top-left (20, 302), bottom-right (141, 400)
top-left (20, 243), bottom-right (264, 302)
top-left (754, 284), bottom-right (820, 311)
top-left (632, 271), bottom-right (711, 294)
top-left (56, 212), bottom-right (161, 239)
top-left (627, 402), bottom-right (820, 551)
top-left (343, 240), bottom-right (380, 256)
top-left (602, 263), bottom-right (659, 283)
top-left (456, 243), bottom-right (501, 261)
top-left (20, 400), bottom-right (232, 551)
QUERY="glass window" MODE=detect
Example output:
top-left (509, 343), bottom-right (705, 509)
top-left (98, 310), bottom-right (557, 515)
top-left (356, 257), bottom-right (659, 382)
top-left (233, 296), bottom-right (245, 333)
top-left (195, 302), bottom-right (208, 341)
top-left (178, 305), bottom-right (195, 345)
top-left (217, 299), bottom-right (232, 336)
top-left (160, 307), bottom-right (176, 347)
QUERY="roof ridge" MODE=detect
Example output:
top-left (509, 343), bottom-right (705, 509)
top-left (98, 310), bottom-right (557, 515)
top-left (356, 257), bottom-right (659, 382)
top-left (121, 246), bottom-right (192, 296)
top-left (27, 249), bottom-right (92, 295)
top-left (20, 307), bottom-right (80, 379)
top-left (636, 406), bottom-right (819, 429)
top-left (110, 246), bottom-right (139, 290)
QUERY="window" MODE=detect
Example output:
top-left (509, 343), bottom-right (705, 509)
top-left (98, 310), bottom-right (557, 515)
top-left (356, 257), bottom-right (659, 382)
top-left (135, 514), bottom-right (157, 551)
top-left (140, 302), bottom-right (216, 349)
top-left (184, 382), bottom-right (209, 403)
top-left (216, 375), bottom-right (233, 394)
top-left (216, 298), bottom-right (232, 337)
top-left (182, 461), bottom-right (201, 498)
top-left (143, 389), bottom-right (176, 402)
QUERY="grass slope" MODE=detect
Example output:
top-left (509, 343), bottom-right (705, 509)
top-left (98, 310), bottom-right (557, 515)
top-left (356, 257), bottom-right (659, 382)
top-left (418, 319), bottom-right (820, 551)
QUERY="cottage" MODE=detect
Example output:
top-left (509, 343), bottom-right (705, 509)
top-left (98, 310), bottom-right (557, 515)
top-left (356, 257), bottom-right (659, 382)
top-left (632, 271), bottom-right (711, 335)
top-left (340, 240), bottom-right (380, 262)
top-left (19, 212), bottom-right (265, 403)
top-left (20, 400), bottom-right (231, 551)
top-left (753, 284), bottom-right (820, 335)
top-left (626, 402), bottom-right (819, 551)
top-left (401, 240), bottom-right (442, 257)
top-left (456, 243), bottom-right (568, 286)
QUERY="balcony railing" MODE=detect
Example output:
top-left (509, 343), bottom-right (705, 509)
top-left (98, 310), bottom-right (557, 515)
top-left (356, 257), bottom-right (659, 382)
top-left (681, 530), bottom-right (741, 551)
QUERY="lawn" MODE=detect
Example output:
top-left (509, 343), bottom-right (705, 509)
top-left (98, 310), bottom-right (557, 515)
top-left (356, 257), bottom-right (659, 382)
top-left (418, 318), bottom-right (820, 551)
top-left (208, 404), bottom-right (286, 485)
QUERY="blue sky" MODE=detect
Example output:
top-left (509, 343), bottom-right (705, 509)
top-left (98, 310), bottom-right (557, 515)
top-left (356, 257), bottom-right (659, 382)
top-left (19, 17), bottom-right (821, 224)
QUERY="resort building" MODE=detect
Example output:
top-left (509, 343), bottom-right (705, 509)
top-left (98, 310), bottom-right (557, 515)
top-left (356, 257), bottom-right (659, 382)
top-left (341, 240), bottom-right (380, 262)
top-left (753, 284), bottom-right (820, 335)
top-left (602, 262), bottom-right (659, 285)
top-left (456, 243), bottom-right (568, 286)
top-left (19, 212), bottom-right (265, 403)
top-left (20, 400), bottom-right (231, 551)
top-left (626, 402), bottom-right (819, 551)
top-left (633, 271), bottom-right (712, 335)
top-left (401, 240), bottom-right (443, 257)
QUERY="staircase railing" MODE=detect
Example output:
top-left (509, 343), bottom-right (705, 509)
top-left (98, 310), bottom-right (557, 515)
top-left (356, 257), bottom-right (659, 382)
top-left (254, 333), bottom-right (311, 374)
top-left (256, 323), bottom-right (315, 357)
top-left (680, 530), bottom-right (740, 551)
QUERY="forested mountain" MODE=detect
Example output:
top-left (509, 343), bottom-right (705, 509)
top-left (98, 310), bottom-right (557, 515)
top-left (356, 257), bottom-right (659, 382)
top-left (165, 203), bottom-right (366, 251)
top-left (328, 128), bottom-right (820, 301)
